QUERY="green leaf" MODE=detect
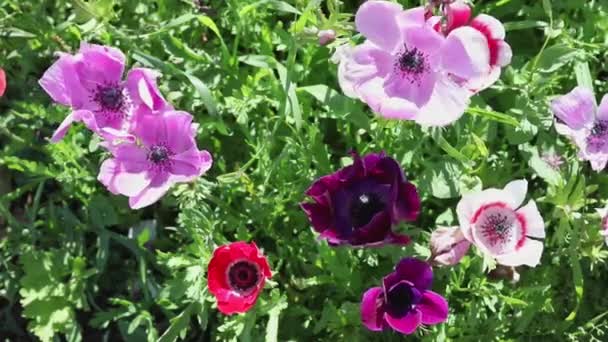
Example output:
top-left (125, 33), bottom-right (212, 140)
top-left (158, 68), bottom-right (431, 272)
top-left (158, 303), bottom-right (199, 342)
top-left (574, 61), bottom-right (594, 92)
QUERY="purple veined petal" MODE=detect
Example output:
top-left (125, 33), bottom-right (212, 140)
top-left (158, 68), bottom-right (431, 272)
top-left (402, 25), bottom-right (445, 58)
top-left (394, 257), bottom-right (433, 290)
top-left (199, 150), bottom-right (213, 175)
top-left (417, 290), bottom-right (449, 325)
top-left (355, 0), bottom-right (404, 52)
top-left (98, 159), bottom-right (121, 195)
top-left (134, 113), bottom-right (169, 148)
top-left (385, 309), bottom-right (422, 335)
top-left (442, 27), bottom-right (491, 80)
top-left (384, 66), bottom-right (437, 107)
top-left (360, 287), bottom-right (385, 332)
top-left (550, 86), bottom-right (596, 130)
top-left (77, 42), bottom-right (126, 86)
top-left (396, 7), bottom-right (426, 28)
top-left (112, 169), bottom-right (152, 197)
top-left (39, 53), bottom-right (85, 107)
top-left (50, 112), bottom-right (77, 143)
top-left (495, 238), bottom-right (544, 267)
top-left (114, 144), bottom-right (149, 173)
top-left (128, 174), bottom-right (174, 209)
top-left (356, 77), bottom-right (391, 114)
top-left (50, 109), bottom-right (100, 143)
top-left (126, 68), bottom-right (171, 111)
top-left (164, 111), bottom-right (196, 153)
top-left (597, 94), bottom-right (608, 121)
top-left (516, 201), bottom-right (545, 239)
top-left (300, 202), bottom-right (333, 233)
top-left (375, 93), bottom-right (419, 120)
top-left (414, 77), bottom-right (471, 127)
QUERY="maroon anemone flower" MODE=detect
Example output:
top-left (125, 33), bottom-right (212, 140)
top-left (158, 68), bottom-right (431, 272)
top-left (300, 152), bottom-right (420, 247)
top-left (207, 241), bottom-right (272, 315)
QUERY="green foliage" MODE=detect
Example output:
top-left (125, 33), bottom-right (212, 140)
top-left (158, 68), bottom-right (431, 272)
top-left (1, 0), bottom-right (608, 341)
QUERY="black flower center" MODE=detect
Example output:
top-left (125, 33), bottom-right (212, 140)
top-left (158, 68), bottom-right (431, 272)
top-left (592, 120), bottom-right (608, 137)
top-left (93, 84), bottom-right (125, 112)
top-left (385, 283), bottom-right (416, 318)
top-left (227, 261), bottom-right (260, 293)
top-left (396, 46), bottom-right (427, 80)
top-left (148, 145), bottom-right (170, 164)
top-left (350, 193), bottom-right (385, 228)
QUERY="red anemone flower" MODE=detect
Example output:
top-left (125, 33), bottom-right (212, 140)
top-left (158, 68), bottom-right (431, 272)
top-left (207, 241), bottom-right (272, 315)
top-left (0, 68), bottom-right (6, 97)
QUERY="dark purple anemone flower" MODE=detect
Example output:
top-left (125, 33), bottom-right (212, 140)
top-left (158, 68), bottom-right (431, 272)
top-left (361, 258), bottom-right (449, 335)
top-left (300, 152), bottom-right (420, 247)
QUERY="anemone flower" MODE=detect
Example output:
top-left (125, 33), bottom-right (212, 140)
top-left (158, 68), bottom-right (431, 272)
top-left (39, 43), bottom-right (168, 142)
top-left (98, 110), bottom-right (212, 209)
top-left (551, 86), bottom-right (608, 172)
top-left (301, 152), bottom-right (420, 247)
top-left (207, 241), bottom-right (272, 315)
top-left (433, 0), bottom-right (512, 92)
top-left (361, 258), bottom-right (449, 334)
top-left (455, 179), bottom-right (545, 267)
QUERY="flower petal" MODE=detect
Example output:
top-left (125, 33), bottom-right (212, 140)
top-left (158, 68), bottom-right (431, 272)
top-left (516, 201), bottom-right (545, 238)
top-left (495, 238), bottom-right (544, 267)
top-left (0, 68), bottom-right (5, 97)
top-left (414, 77), bottom-right (471, 127)
top-left (126, 68), bottom-right (170, 111)
top-left (597, 94), bottom-right (608, 121)
top-left (430, 226), bottom-right (471, 266)
top-left (361, 287), bottom-right (385, 332)
top-left (394, 257), bottom-right (433, 290)
top-left (550, 86), bottom-right (596, 130)
top-left (128, 177), bottom-right (173, 209)
top-left (402, 25), bottom-right (444, 57)
top-left (503, 179), bottom-right (528, 209)
top-left (470, 14), bottom-right (506, 41)
top-left (355, 0), bottom-right (403, 52)
top-left (442, 27), bottom-right (491, 80)
top-left (446, 1), bottom-right (472, 31)
top-left (385, 309), bottom-right (421, 335)
top-left (418, 291), bottom-right (449, 325)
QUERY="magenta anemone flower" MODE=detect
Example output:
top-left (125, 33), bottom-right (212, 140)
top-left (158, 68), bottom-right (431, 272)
top-left (596, 205), bottom-right (608, 246)
top-left (434, 0), bottom-right (512, 92)
top-left (300, 152), bottom-right (420, 247)
top-left (337, 1), bottom-right (480, 126)
top-left (361, 258), bottom-right (449, 334)
top-left (455, 180), bottom-right (545, 267)
top-left (551, 86), bottom-right (608, 172)
top-left (98, 110), bottom-right (212, 209)
top-left (39, 43), bottom-right (168, 143)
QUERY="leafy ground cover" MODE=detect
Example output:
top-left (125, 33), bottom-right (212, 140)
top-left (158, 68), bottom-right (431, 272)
top-left (1, 0), bottom-right (608, 341)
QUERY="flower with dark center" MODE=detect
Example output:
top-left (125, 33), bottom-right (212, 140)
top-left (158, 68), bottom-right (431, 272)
top-left (551, 86), bottom-right (608, 171)
top-left (456, 179), bottom-right (546, 267)
top-left (395, 46), bottom-right (427, 83)
top-left (301, 152), bottom-right (420, 247)
top-left (361, 258), bottom-right (448, 334)
top-left (93, 83), bottom-right (126, 113)
top-left (148, 145), bottom-right (170, 164)
top-left (207, 241), bottom-right (272, 315)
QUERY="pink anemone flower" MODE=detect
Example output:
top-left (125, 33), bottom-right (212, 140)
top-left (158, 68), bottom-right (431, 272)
top-left (98, 110), bottom-right (212, 209)
top-left (0, 67), bottom-right (6, 97)
top-left (337, 1), bottom-right (473, 126)
top-left (39, 43), bottom-right (168, 143)
top-left (452, 179), bottom-right (545, 267)
top-left (432, 0), bottom-right (512, 92)
top-left (551, 86), bottom-right (608, 172)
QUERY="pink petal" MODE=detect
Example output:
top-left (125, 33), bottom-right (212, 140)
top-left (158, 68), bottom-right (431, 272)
top-left (355, 0), bottom-right (403, 52)
top-left (126, 68), bottom-right (170, 111)
top-left (402, 25), bottom-right (444, 57)
top-left (430, 226), bottom-right (471, 266)
top-left (128, 178), bottom-right (173, 209)
top-left (50, 109), bottom-right (99, 142)
top-left (462, 66), bottom-right (502, 93)
top-left (442, 27), bottom-right (491, 80)
top-left (50, 112), bottom-right (77, 143)
top-left (337, 43), bottom-right (393, 100)
top-left (98, 159), bottom-right (121, 195)
top-left (550, 86), bottom-right (596, 130)
top-left (113, 170), bottom-right (151, 197)
top-left (396, 7), bottom-right (426, 27)
top-left (385, 310), bottom-right (422, 335)
top-left (134, 113), bottom-right (168, 148)
top-left (384, 70), bottom-right (436, 107)
top-left (495, 40), bottom-right (512, 67)
top-left (164, 111), bottom-right (196, 153)
top-left (495, 238), bottom-right (544, 267)
top-left (446, 1), bottom-right (472, 31)
top-left (418, 291), bottom-right (449, 325)
top-left (360, 287), bottom-right (384, 331)
top-left (470, 14), bottom-right (506, 41)
top-left (39, 53), bottom-right (83, 106)
top-left (516, 201), bottom-right (545, 239)
top-left (78, 43), bottom-right (126, 85)
top-left (414, 78), bottom-right (471, 127)
top-left (597, 94), bottom-right (608, 121)
top-left (503, 179), bottom-right (528, 209)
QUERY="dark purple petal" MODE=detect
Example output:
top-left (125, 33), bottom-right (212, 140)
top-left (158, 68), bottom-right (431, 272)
top-left (385, 309), bottom-right (422, 335)
top-left (385, 281), bottom-right (421, 318)
top-left (300, 202), bottom-right (332, 233)
top-left (349, 211), bottom-right (392, 246)
top-left (360, 287), bottom-right (385, 331)
top-left (395, 258), bottom-right (433, 290)
top-left (417, 291), bottom-right (449, 325)
top-left (393, 182), bottom-right (421, 222)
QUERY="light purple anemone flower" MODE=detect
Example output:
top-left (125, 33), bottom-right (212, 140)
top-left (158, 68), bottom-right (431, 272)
top-left (39, 43), bottom-right (169, 142)
top-left (551, 86), bottom-right (608, 171)
top-left (361, 258), bottom-right (448, 335)
top-left (336, 1), bottom-right (491, 126)
top-left (98, 110), bottom-right (212, 209)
